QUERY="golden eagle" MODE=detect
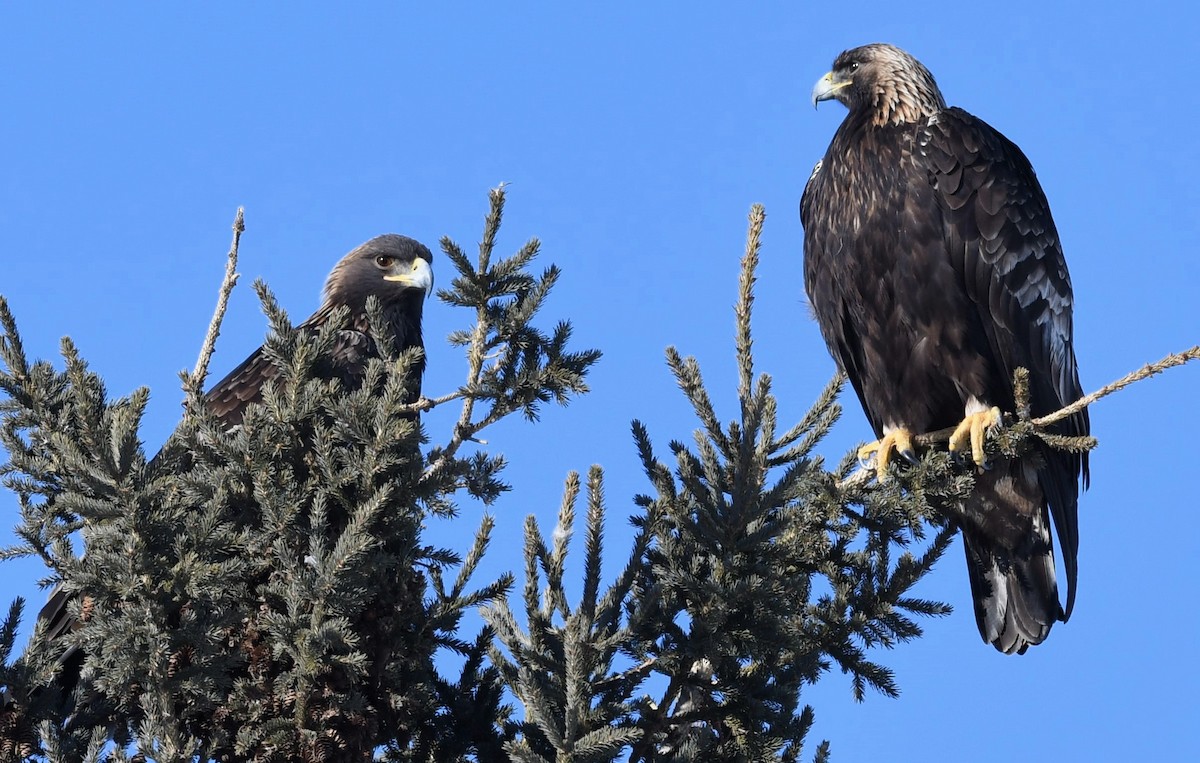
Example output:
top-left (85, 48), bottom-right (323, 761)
top-left (801, 44), bottom-right (1089, 653)
top-left (204, 233), bottom-right (434, 423)
top-left (36, 232), bottom-right (434, 675)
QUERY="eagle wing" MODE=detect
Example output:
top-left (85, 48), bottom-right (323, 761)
top-left (204, 347), bottom-right (280, 424)
top-left (921, 107), bottom-right (1089, 615)
top-left (205, 322), bottom-right (379, 426)
top-left (800, 160), bottom-right (886, 436)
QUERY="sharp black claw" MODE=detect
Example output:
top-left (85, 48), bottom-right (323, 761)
top-left (979, 457), bottom-right (993, 471)
top-left (950, 450), bottom-right (966, 466)
top-left (899, 448), bottom-right (919, 465)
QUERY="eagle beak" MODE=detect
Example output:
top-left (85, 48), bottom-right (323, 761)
top-left (811, 71), bottom-right (847, 108)
top-left (383, 257), bottom-right (434, 299)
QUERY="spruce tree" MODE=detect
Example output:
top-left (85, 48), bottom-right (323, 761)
top-left (0, 195), bottom-right (1111, 761)
top-left (485, 205), bottom-right (1093, 762)
top-left (0, 188), bottom-right (599, 762)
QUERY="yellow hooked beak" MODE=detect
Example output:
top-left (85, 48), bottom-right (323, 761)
top-left (811, 71), bottom-right (852, 108)
top-left (382, 256), bottom-right (434, 298)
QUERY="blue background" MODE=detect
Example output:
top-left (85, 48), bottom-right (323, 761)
top-left (2, 4), bottom-right (1197, 760)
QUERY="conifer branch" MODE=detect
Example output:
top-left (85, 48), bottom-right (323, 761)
top-left (0, 296), bottom-right (29, 384)
top-left (397, 389), bottom-right (466, 415)
top-left (186, 207), bottom-right (244, 399)
top-left (735, 205), bottom-right (765, 405)
top-left (423, 184), bottom-right (600, 488)
top-left (844, 345), bottom-right (1199, 486)
top-left (486, 465), bottom-right (650, 761)
top-left (1033, 345), bottom-right (1199, 427)
top-left (425, 185), bottom-right (510, 476)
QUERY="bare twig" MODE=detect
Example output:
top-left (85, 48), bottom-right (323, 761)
top-left (838, 467), bottom-right (875, 492)
top-left (396, 389), bottom-right (468, 416)
top-left (1033, 345), bottom-right (1200, 427)
top-left (187, 209), bottom-right (245, 397)
top-left (591, 657), bottom-right (655, 693)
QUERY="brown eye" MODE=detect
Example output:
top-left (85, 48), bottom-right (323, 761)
top-left (375, 255), bottom-right (395, 268)
top-left (847, 62), bottom-right (859, 73)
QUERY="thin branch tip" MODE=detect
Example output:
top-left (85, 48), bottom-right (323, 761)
top-left (1033, 345), bottom-right (1200, 427)
top-left (188, 211), bottom-right (246, 397)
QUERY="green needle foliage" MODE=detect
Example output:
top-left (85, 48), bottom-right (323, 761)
top-left (491, 206), bottom-right (964, 762)
top-left (0, 188), bottom-right (598, 762)
top-left (0, 194), bottom-right (1093, 762)
top-left (485, 467), bottom-right (652, 763)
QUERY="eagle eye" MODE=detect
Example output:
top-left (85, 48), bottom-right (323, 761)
top-left (846, 61), bottom-right (860, 73)
top-left (375, 255), bottom-right (395, 268)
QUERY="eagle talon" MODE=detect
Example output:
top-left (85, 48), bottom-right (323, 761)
top-left (949, 406), bottom-right (1002, 467)
top-left (858, 427), bottom-right (916, 479)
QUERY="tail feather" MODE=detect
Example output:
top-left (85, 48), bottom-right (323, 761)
top-left (959, 458), bottom-right (1064, 655)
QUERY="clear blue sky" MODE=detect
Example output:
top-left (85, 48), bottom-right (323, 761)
top-left (2, 4), bottom-right (1197, 761)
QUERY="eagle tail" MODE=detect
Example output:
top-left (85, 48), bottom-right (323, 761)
top-left (959, 458), bottom-right (1063, 655)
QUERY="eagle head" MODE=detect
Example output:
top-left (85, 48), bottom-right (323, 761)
top-left (812, 43), bottom-right (946, 127)
top-left (323, 234), bottom-right (435, 313)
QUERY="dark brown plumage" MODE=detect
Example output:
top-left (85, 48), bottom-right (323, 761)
top-left (801, 44), bottom-right (1089, 653)
top-left (34, 233), bottom-right (434, 694)
top-left (205, 233), bottom-right (434, 424)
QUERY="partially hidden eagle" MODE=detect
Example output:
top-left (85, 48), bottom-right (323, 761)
top-left (801, 44), bottom-right (1089, 654)
top-left (203, 233), bottom-right (435, 424)
top-left (35, 233), bottom-right (435, 679)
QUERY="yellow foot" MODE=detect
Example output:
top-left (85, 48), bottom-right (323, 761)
top-left (948, 406), bottom-right (1002, 466)
top-left (858, 427), bottom-right (916, 478)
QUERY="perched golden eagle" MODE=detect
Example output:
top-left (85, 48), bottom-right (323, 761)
top-left (204, 233), bottom-right (434, 424)
top-left (36, 232), bottom-right (434, 676)
top-left (801, 44), bottom-right (1089, 653)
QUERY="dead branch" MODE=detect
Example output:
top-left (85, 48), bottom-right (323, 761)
top-left (186, 208), bottom-right (245, 398)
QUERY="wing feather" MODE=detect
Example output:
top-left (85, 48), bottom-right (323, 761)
top-left (205, 348), bottom-right (280, 425)
top-left (204, 319), bottom-right (380, 427)
top-left (801, 161), bottom-right (885, 436)
top-left (921, 108), bottom-right (1088, 615)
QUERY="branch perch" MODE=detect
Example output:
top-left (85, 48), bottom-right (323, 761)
top-left (1033, 345), bottom-right (1200, 427)
top-left (842, 345), bottom-right (1200, 487)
